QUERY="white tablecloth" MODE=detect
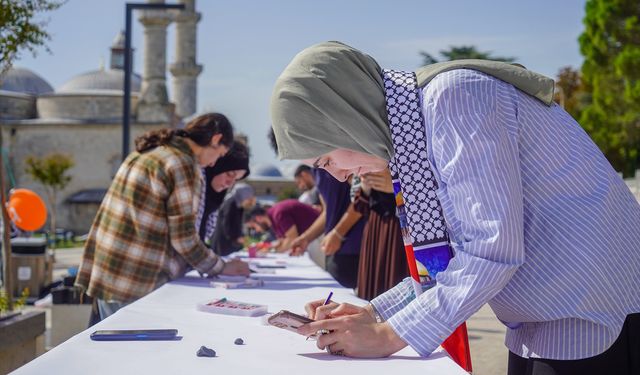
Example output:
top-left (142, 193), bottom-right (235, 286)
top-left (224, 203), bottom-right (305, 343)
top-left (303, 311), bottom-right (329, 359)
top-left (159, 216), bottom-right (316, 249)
top-left (13, 253), bottom-right (466, 375)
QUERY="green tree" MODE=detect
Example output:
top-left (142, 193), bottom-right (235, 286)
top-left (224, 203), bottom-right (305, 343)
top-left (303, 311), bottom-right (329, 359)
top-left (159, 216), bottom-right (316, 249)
top-left (0, 0), bottom-right (64, 78)
top-left (554, 66), bottom-right (587, 120)
top-left (579, 0), bottom-right (640, 176)
top-left (420, 45), bottom-right (516, 65)
top-left (277, 186), bottom-right (299, 202)
top-left (0, 0), bottom-right (63, 308)
top-left (25, 153), bottom-right (74, 247)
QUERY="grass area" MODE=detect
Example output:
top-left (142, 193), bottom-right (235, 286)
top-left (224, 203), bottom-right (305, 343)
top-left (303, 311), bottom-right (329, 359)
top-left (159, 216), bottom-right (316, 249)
top-left (30, 233), bottom-right (85, 249)
top-left (51, 240), bottom-right (85, 249)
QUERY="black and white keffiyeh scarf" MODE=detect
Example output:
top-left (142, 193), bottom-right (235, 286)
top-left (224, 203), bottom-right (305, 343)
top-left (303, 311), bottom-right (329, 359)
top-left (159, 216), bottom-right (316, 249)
top-left (382, 69), bottom-right (453, 294)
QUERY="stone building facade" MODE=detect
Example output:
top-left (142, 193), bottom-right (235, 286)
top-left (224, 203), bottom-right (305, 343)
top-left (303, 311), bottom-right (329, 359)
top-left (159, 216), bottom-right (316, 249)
top-left (0, 0), bottom-right (202, 234)
top-left (245, 164), bottom-right (297, 205)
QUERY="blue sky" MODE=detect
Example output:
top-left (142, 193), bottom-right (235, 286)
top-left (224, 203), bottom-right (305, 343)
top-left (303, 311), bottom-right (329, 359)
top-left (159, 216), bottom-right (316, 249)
top-left (17, 0), bottom-right (586, 175)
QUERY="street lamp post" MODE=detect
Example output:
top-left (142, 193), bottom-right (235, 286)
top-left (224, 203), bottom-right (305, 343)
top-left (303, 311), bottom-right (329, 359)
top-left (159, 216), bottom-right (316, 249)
top-left (122, 2), bottom-right (185, 161)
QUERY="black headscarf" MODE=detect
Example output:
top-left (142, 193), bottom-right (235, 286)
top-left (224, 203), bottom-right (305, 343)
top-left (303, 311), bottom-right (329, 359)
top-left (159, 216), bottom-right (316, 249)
top-left (199, 142), bottom-right (250, 240)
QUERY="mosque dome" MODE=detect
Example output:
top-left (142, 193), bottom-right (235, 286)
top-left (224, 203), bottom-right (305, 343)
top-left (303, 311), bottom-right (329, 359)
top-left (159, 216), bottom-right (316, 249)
top-left (0, 67), bottom-right (51, 119)
top-left (252, 164), bottom-right (283, 178)
top-left (38, 67), bottom-right (142, 121)
top-left (37, 29), bottom-right (142, 121)
top-left (58, 68), bottom-right (141, 93)
top-left (0, 67), bottom-right (53, 95)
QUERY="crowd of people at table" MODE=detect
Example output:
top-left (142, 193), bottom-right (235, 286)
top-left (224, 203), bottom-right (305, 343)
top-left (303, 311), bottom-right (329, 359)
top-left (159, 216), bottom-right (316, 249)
top-left (75, 41), bottom-right (640, 375)
top-left (76, 111), bottom-right (408, 323)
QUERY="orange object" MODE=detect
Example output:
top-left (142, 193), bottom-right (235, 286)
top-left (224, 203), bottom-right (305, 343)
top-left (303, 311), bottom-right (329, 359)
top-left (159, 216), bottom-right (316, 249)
top-left (7, 188), bottom-right (48, 231)
top-left (394, 191), bottom-right (404, 207)
top-left (257, 241), bottom-right (271, 250)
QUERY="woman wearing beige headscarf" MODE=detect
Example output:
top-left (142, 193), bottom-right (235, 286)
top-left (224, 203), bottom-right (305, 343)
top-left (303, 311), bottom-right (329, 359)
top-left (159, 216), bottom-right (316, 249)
top-left (271, 41), bottom-right (640, 375)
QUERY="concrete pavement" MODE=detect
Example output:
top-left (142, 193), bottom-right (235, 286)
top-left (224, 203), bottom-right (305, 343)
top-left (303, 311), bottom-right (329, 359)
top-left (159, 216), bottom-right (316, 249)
top-left (467, 304), bottom-right (508, 374)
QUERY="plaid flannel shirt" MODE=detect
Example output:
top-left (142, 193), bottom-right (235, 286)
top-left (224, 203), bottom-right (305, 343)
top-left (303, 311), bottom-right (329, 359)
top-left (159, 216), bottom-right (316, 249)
top-left (76, 137), bottom-right (225, 303)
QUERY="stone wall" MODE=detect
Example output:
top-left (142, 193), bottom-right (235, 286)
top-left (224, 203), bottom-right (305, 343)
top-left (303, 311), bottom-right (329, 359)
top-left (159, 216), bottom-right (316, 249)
top-left (0, 92), bottom-right (36, 120)
top-left (244, 178), bottom-right (296, 200)
top-left (1, 120), bottom-right (165, 233)
top-left (37, 93), bottom-right (138, 122)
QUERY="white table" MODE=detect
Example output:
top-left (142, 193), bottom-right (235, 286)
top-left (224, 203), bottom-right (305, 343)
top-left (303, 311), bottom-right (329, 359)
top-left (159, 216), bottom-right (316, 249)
top-left (13, 253), bottom-right (466, 375)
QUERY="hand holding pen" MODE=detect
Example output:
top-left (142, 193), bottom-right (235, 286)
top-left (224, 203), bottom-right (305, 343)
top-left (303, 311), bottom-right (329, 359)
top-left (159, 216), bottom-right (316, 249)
top-left (298, 295), bottom-right (383, 356)
top-left (305, 291), bottom-right (334, 341)
top-left (304, 291), bottom-right (338, 320)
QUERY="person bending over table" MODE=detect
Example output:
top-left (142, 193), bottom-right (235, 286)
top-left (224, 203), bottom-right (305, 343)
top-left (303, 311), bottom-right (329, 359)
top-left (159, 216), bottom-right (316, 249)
top-left (294, 164), bottom-right (321, 209)
top-left (268, 128), bottom-right (364, 286)
top-left (270, 42), bottom-right (640, 375)
top-left (76, 113), bottom-right (250, 324)
top-left (245, 200), bottom-right (319, 253)
top-left (209, 183), bottom-right (256, 256)
top-left (289, 168), bottom-right (365, 289)
top-left (353, 168), bottom-right (409, 300)
top-left (196, 141), bottom-right (250, 247)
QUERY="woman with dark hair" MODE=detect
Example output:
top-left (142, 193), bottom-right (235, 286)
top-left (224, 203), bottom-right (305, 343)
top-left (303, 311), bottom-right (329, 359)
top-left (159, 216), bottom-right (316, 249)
top-left (209, 183), bottom-right (256, 256)
top-left (76, 113), bottom-right (250, 323)
top-left (196, 141), bottom-right (250, 246)
top-left (135, 112), bottom-right (234, 157)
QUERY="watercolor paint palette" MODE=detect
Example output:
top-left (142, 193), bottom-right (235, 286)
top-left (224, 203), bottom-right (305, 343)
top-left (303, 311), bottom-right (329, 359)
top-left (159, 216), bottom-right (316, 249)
top-left (196, 298), bottom-right (268, 317)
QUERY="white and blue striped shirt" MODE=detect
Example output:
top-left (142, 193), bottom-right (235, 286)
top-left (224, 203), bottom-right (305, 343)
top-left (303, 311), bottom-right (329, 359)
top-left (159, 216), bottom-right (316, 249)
top-left (371, 69), bottom-right (640, 360)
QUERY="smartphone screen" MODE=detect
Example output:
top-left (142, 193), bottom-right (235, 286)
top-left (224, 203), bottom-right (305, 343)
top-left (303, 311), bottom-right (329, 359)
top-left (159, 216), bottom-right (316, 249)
top-left (90, 329), bottom-right (178, 341)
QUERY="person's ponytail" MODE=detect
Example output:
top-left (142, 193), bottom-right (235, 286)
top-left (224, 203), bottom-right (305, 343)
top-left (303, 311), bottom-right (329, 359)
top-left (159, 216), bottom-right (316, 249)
top-left (133, 113), bottom-right (233, 153)
top-left (135, 128), bottom-right (183, 153)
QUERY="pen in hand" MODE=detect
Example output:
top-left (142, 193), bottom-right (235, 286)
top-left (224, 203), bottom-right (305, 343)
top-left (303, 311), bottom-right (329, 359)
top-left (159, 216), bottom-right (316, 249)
top-left (322, 291), bottom-right (333, 307)
top-left (306, 291), bottom-right (333, 341)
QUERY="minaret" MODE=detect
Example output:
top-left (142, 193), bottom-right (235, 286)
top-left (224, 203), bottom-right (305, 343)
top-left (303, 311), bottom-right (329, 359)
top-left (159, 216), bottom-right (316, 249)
top-left (170, 0), bottom-right (202, 119)
top-left (110, 30), bottom-right (126, 70)
top-left (136, 0), bottom-right (173, 123)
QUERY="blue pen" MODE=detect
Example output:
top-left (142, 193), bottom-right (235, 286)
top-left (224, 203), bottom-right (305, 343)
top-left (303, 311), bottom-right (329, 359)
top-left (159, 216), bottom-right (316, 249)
top-left (306, 291), bottom-right (333, 341)
top-left (322, 291), bottom-right (333, 306)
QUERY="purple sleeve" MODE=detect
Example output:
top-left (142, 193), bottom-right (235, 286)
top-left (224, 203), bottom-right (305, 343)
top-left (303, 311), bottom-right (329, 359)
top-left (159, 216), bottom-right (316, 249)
top-left (271, 209), bottom-right (294, 238)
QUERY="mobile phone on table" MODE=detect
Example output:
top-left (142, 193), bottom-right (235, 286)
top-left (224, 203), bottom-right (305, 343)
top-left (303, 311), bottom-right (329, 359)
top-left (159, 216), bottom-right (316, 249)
top-left (268, 310), bottom-right (314, 334)
top-left (90, 329), bottom-right (178, 341)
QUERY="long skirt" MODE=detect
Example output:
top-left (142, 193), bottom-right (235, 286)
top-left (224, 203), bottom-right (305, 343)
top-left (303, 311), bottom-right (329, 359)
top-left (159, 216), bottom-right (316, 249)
top-left (356, 211), bottom-right (409, 300)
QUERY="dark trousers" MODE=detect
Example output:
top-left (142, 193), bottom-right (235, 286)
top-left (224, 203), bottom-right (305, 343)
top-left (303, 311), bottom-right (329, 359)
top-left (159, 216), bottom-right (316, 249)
top-left (325, 253), bottom-right (360, 289)
top-left (508, 313), bottom-right (640, 375)
top-left (88, 298), bottom-right (129, 327)
top-left (88, 299), bottom-right (101, 327)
